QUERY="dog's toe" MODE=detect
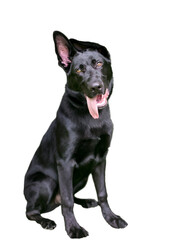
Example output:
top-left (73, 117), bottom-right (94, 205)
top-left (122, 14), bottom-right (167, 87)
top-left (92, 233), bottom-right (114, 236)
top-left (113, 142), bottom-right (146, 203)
top-left (68, 226), bottom-right (89, 238)
top-left (109, 216), bottom-right (128, 229)
top-left (82, 199), bottom-right (98, 208)
top-left (40, 219), bottom-right (56, 230)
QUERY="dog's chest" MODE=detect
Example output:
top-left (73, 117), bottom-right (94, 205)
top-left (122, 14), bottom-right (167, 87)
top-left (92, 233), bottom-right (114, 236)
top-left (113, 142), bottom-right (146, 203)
top-left (74, 131), bottom-right (111, 171)
top-left (75, 137), bottom-right (100, 162)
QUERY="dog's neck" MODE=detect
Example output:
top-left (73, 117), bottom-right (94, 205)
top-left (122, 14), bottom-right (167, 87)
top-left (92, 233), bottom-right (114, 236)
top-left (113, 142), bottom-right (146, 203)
top-left (65, 85), bottom-right (87, 109)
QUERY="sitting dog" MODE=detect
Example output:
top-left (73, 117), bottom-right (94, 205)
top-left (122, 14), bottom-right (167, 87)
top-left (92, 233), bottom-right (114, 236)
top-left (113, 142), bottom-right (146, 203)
top-left (24, 31), bottom-right (128, 238)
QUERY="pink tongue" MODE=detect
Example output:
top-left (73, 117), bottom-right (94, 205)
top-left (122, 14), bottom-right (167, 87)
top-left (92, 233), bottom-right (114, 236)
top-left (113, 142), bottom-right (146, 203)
top-left (86, 95), bottom-right (99, 119)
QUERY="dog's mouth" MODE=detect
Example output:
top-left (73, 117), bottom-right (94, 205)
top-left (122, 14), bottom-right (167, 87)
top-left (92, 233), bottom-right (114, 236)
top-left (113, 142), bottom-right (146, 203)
top-left (85, 89), bottom-right (109, 119)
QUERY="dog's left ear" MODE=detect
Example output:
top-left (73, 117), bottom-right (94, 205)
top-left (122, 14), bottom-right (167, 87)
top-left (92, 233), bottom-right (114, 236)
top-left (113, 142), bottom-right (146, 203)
top-left (70, 38), bottom-right (111, 60)
top-left (53, 31), bottom-right (75, 71)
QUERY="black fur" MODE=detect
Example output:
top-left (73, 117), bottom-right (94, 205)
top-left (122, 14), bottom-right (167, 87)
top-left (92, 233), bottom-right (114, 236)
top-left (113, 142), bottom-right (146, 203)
top-left (24, 31), bottom-right (127, 238)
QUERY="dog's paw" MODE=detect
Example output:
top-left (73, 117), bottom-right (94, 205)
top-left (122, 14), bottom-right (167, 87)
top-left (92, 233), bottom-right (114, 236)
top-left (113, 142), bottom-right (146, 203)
top-left (40, 219), bottom-right (56, 230)
top-left (67, 226), bottom-right (89, 238)
top-left (81, 199), bottom-right (98, 208)
top-left (105, 214), bottom-right (128, 229)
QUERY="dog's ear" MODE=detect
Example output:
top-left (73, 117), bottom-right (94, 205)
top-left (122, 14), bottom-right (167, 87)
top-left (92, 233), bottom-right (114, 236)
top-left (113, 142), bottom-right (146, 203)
top-left (69, 38), bottom-right (110, 60)
top-left (53, 31), bottom-right (76, 71)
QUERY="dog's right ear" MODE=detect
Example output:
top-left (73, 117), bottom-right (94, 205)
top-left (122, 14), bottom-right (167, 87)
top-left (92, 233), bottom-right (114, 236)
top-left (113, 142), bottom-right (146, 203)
top-left (53, 31), bottom-right (75, 72)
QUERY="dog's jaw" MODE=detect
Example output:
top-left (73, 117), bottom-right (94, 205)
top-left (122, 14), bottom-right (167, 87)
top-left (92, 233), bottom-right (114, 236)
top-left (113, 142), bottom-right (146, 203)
top-left (85, 89), bottom-right (109, 119)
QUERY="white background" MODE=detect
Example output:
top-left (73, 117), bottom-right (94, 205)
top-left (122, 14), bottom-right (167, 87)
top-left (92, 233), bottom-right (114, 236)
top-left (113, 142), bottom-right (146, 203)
top-left (0, 0), bottom-right (169, 239)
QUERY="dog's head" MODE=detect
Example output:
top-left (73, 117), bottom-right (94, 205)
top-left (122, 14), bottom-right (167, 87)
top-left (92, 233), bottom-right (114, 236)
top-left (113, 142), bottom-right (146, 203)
top-left (53, 31), bottom-right (113, 119)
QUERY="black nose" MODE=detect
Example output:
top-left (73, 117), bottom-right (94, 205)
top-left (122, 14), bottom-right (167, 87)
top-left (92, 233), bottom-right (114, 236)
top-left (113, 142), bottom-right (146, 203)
top-left (89, 82), bottom-right (104, 94)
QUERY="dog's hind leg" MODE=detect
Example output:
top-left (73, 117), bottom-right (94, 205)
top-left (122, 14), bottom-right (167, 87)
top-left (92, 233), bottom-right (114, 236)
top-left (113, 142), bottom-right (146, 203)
top-left (73, 177), bottom-right (98, 208)
top-left (26, 213), bottom-right (56, 230)
top-left (24, 174), bottom-right (57, 230)
top-left (74, 196), bottom-right (98, 208)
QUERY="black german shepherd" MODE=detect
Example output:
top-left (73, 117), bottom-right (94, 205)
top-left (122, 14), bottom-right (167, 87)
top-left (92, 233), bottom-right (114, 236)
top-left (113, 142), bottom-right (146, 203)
top-left (24, 31), bottom-right (127, 238)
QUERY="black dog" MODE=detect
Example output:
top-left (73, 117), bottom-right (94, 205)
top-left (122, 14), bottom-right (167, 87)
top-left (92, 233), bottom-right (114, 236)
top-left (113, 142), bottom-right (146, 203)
top-left (24, 31), bottom-right (127, 238)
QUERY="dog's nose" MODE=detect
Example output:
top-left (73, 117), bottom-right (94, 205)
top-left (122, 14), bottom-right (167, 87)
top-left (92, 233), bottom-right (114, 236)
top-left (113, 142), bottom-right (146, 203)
top-left (89, 82), bottom-right (104, 94)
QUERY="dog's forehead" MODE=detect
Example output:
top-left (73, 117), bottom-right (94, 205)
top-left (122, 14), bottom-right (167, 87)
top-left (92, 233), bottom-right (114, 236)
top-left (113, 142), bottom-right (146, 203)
top-left (72, 50), bottom-right (102, 65)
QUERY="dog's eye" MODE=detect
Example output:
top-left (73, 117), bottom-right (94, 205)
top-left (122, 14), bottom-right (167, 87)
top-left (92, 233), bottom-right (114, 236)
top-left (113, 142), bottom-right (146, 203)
top-left (96, 62), bottom-right (103, 67)
top-left (92, 59), bottom-right (96, 65)
top-left (76, 69), bottom-right (82, 73)
top-left (76, 64), bottom-right (85, 73)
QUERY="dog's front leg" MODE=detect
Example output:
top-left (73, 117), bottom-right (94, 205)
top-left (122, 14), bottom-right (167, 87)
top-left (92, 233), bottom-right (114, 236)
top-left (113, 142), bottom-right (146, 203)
top-left (57, 159), bottom-right (88, 238)
top-left (92, 160), bottom-right (128, 229)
